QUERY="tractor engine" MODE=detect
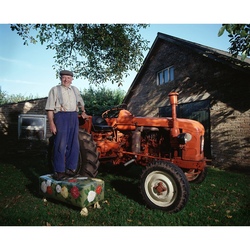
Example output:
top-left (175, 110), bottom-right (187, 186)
top-left (131, 127), bottom-right (171, 165)
top-left (92, 131), bottom-right (118, 158)
top-left (141, 129), bottom-right (162, 156)
top-left (92, 129), bottom-right (130, 163)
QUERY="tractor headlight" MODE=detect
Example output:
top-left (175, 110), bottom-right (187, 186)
top-left (177, 133), bottom-right (192, 144)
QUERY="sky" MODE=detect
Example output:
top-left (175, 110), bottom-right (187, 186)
top-left (0, 23), bottom-right (232, 98)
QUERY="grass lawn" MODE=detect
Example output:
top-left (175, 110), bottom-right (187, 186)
top-left (0, 146), bottom-right (249, 227)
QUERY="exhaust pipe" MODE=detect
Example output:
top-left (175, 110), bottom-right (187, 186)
top-left (168, 92), bottom-right (179, 137)
top-left (168, 92), bottom-right (178, 121)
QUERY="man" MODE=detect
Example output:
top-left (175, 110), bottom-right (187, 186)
top-left (45, 70), bottom-right (88, 180)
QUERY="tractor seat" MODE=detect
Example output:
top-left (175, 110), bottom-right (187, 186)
top-left (92, 116), bottom-right (113, 132)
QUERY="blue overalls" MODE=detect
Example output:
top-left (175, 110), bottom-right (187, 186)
top-left (53, 86), bottom-right (80, 173)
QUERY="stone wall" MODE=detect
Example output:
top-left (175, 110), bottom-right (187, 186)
top-left (210, 101), bottom-right (250, 170)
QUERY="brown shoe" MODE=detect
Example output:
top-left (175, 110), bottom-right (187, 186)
top-left (53, 172), bottom-right (67, 181)
top-left (65, 169), bottom-right (77, 177)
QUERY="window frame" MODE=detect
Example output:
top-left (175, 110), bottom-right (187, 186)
top-left (157, 66), bottom-right (174, 85)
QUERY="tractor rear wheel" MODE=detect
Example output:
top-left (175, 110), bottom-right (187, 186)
top-left (78, 129), bottom-right (100, 177)
top-left (140, 161), bottom-right (190, 213)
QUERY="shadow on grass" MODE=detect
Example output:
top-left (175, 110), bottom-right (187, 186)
top-left (0, 139), bottom-right (51, 199)
top-left (40, 196), bottom-right (82, 212)
top-left (110, 179), bottom-right (145, 206)
top-left (98, 161), bottom-right (143, 178)
top-left (98, 162), bottom-right (146, 206)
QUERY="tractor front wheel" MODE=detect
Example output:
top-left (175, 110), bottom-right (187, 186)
top-left (140, 161), bottom-right (190, 213)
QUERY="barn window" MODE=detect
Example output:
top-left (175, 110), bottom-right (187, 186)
top-left (157, 66), bottom-right (174, 85)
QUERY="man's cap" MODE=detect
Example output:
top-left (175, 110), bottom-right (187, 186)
top-left (60, 70), bottom-right (73, 77)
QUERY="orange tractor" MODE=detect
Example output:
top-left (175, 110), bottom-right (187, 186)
top-left (50, 92), bottom-right (207, 212)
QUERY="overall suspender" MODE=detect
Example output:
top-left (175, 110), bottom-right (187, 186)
top-left (56, 85), bottom-right (79, 111)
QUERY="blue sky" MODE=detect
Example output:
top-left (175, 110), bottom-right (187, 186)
top-left (0, 23), bottom-right (232, 98)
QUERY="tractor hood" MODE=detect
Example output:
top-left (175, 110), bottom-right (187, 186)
top-left (116, 109), bottom-right (204, 135)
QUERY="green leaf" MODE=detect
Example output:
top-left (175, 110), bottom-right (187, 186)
top-left (241, 50), bottom-right (247, 61)
top-left (218, 26), bottom-right (226, 37)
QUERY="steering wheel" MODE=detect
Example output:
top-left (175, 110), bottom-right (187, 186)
top-left (102, 104), bottom-right (127, 119)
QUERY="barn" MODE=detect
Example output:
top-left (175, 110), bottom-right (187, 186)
top-left (123, 32), bottom-right (250, 171)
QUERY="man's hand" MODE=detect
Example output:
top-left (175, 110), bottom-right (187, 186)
top-left (49, 122), bottom-right (57, 135)
top-left (81, 112), bottom-right (89, 119)
top-left (47, 110), bottom-right (57, 134)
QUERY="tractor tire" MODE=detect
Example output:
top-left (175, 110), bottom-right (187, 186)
top-left (48, 129), bottom-right (100, 177)
top-left (78, 129), bottom-right (100, 177)
top-left (140, 161), bottom-right (190, 213)
top-left (184, 167), bottom-right (208, 184)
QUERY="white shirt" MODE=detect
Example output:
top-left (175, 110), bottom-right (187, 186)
top-left (45, 84), bottom-right (85, 113)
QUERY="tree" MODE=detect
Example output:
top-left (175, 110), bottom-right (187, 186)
top-left (10, 24), bottom-right (150, 86)
top-left (0, 87), bottom-right (7, 105)
top-left (81, 86), bottom-right (125, 116)
top-left (218, 24), bottom-right (250, 61)
top-left (0, 86), bottom-right (39, 105)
